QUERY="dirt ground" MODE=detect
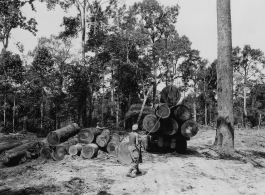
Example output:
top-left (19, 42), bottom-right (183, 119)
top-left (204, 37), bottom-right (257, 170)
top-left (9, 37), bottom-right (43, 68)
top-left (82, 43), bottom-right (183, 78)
top-left (1, 128), bottom-right (265, 195)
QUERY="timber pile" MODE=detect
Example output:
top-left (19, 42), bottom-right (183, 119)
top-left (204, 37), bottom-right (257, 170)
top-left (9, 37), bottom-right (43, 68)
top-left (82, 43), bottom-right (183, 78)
top-left (38, 123), bottom-right (122, 161)
top-left (142, 85), bottom-right (199, 153)
top-left (0, 122), bottom-right (121, 165)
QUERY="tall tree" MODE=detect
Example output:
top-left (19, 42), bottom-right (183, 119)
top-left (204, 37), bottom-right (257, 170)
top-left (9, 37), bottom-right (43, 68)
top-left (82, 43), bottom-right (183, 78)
top-left (232, 45), bottom-right (265, 128)
top-left (214, 0), bottom-right (234, 150)
top-left (131, 0), bottom-right (180, 105)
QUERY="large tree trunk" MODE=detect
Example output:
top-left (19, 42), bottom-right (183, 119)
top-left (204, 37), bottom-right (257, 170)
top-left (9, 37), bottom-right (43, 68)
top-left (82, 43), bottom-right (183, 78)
top-left (214, 0), bottom-right (234, 150)
top-left (193, 86), bottom-right (197, 122)
top-left (0, 141), bottom-right (40, 165)
top-left (52, 135), bottom-right (79, 161)
top-left (243, 79), bottom-right (247, 128)
top-left (136, 86), bottom-right (153, 124)
top-left (78, 127), bottom-right (102, 144)
top-left (0, 140), bottom-right (28, 154)
top-left (47, 123), bottom-right (80, 146)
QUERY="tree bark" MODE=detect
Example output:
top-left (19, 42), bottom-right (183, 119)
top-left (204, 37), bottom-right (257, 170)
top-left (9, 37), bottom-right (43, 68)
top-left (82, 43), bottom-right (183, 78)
top-left (0, 141), bottom-right (40, 165)
top-left (214, 0), bottom-right (234, 150)
top-left (78, 127), bottom-right (102, 144)
top-left (53, 135), bottom-right (79, 161)
top-left (136, 86), bottom-right (153, 124)
top-left (47, 123), bottom-right (80, 146)
top-left (0, 140), bottom-right (28, 154)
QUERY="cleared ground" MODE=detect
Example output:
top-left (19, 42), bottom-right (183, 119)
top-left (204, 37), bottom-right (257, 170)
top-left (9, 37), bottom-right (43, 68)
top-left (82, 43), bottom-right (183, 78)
top-left (0, 127), bottom-right (265, 195)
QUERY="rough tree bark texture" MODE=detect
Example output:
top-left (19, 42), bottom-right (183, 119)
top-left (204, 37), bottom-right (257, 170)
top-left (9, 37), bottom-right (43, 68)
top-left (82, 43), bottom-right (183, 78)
top-left (214, 0), bottom-right (234, 150)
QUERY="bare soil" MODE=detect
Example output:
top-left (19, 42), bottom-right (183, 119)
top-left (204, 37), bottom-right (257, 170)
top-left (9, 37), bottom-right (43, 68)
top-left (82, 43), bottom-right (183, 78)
top-left (0, 128), bottom-right (265, 195)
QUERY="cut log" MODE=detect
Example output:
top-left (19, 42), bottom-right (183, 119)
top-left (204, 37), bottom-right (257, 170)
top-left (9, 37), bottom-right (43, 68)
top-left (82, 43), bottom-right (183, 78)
top-left (160, 85), bottom-right (181, 106)
top-left (106, 135), bottom-right (120, 155)
top-left (106, 141), bottom-right (119, 155)
top-left (78, 127), bottom-right (102, 144)
top-left (53, 135), bottom-right (79, 161)
top-left (81, 143), bottom-right (99, 159)
top-left (143, 114), bottom-right (160, 133)
top-left (171, 105), bottom-right (191, 123)
top-left (0, 141), bottom-right (40, 164)
top-left (155, 103), bottom-right (170, 119)
top-left (0, 140), bottom-right (28, 154)
top-left (181, 120), bottom-right (199, 138)
top-left (39, 139), bottom-right (52, 159)
top-left (160, 118), bottom-right (179, 135)
top-left (69, 143), bottom-right (82, 156)
top-left (47, 123), bottom-right (80, 146)
top-left (96, 129), bottom-right (111, 148)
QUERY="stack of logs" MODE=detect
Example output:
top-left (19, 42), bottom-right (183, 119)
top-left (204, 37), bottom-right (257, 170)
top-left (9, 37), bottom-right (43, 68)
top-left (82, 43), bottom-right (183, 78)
top-left (0, 123), bottom-right (122, 166)
top-left (41, 123), bottom-right (121, 161)
top-left (142, 85), bottom-right (199, 153)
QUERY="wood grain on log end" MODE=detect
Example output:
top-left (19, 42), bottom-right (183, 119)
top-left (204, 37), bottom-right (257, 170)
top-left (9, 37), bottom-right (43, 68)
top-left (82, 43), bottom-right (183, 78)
top-left (181, 120), bottom-right (199, 138)
top-left (155, 103), bottom-right (170, 119)
top-left (81, 143), bottom-right (99, 159)
top-left (143, 114), bottom-right (160, 133)
top-left (69, 143), bottom-right (82, 156)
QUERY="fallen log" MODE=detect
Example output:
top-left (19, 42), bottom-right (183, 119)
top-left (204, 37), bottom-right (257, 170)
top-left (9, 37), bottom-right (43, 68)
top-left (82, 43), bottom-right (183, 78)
top-left (69, 143), bottom-right (82, 156)
top-left (96, 129), bottom-right (111, 148)
top-left (155, 103), bottom-right (170, 119)
top-left (160, 118), bottom-right (179, 136)
top-left (106, 135), bottom-right (120, 155)
top-left (47, 123), bottom-right (80, 147)
top-left (171, 104), bottom-right (191, 123)
top-left (181, 120), bottom-right (199, 138)
top-left (0, 140), bottom-right (28, 154)
top-left (160, 85), bottom-right (181, 106)
top-left (81, 143), bottom-right (99, 159)
top-left (78, 127), bottom-right (102, 144)
top-left (39, 139), bottom-right (52, 159)
top-left (0, 141), bottom-right (40, 165)
top-left (52, 135), bottom-right (79, 161)
top-left (143, 114), bottom-right (160, 133)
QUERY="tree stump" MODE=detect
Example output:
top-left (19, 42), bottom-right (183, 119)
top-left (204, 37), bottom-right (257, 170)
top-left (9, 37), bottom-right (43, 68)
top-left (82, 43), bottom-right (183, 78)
top-left (47, 123), bottom-right (80, 146)
top-left (78, 127), bottom-right (102, 144)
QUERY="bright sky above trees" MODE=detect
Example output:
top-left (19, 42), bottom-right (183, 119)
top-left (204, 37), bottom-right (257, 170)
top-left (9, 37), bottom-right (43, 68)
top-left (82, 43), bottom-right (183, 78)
top-left (2, 0), bottom-right (265, 62)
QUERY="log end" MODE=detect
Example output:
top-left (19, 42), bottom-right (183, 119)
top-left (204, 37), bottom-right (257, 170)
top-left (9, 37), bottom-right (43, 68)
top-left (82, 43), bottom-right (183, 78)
top-left (78, 130), bottom-right (94, 144)
top-left (181, 120), bottom-right (199, 138)
top-left (47, 132), bottom-right (60, 147)
top-left (81, 144), bottom-right (99, 159)
top-left (143, 114), bottom-right (160, 133)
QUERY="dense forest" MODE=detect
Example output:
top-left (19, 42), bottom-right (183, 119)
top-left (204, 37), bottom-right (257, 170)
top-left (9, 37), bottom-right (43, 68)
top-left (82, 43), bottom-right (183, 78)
top-left (1, 0), bottom-right (265, 136)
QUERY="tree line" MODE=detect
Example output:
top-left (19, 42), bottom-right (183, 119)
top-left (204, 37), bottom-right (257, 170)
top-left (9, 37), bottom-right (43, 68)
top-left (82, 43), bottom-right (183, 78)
top-left (0, 0), bottom-right (265, 136)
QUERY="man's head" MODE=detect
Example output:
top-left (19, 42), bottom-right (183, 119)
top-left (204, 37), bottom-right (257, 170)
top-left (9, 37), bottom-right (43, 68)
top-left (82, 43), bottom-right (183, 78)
top-left (132, 124), bottom-right (138, 131)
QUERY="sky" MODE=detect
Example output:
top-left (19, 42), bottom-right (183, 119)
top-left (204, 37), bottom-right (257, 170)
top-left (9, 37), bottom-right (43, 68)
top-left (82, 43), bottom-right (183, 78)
top-left (3, 0), bottom-right (265, 63)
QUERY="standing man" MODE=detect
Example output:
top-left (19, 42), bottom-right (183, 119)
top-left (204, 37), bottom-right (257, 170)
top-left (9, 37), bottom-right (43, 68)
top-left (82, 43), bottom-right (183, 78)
top-left (126, 124), bottom-right (142, 178)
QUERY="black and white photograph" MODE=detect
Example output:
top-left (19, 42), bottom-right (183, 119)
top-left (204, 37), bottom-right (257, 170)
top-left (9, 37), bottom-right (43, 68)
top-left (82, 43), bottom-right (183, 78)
top-left (0, 0), bottom-right (265, 194)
